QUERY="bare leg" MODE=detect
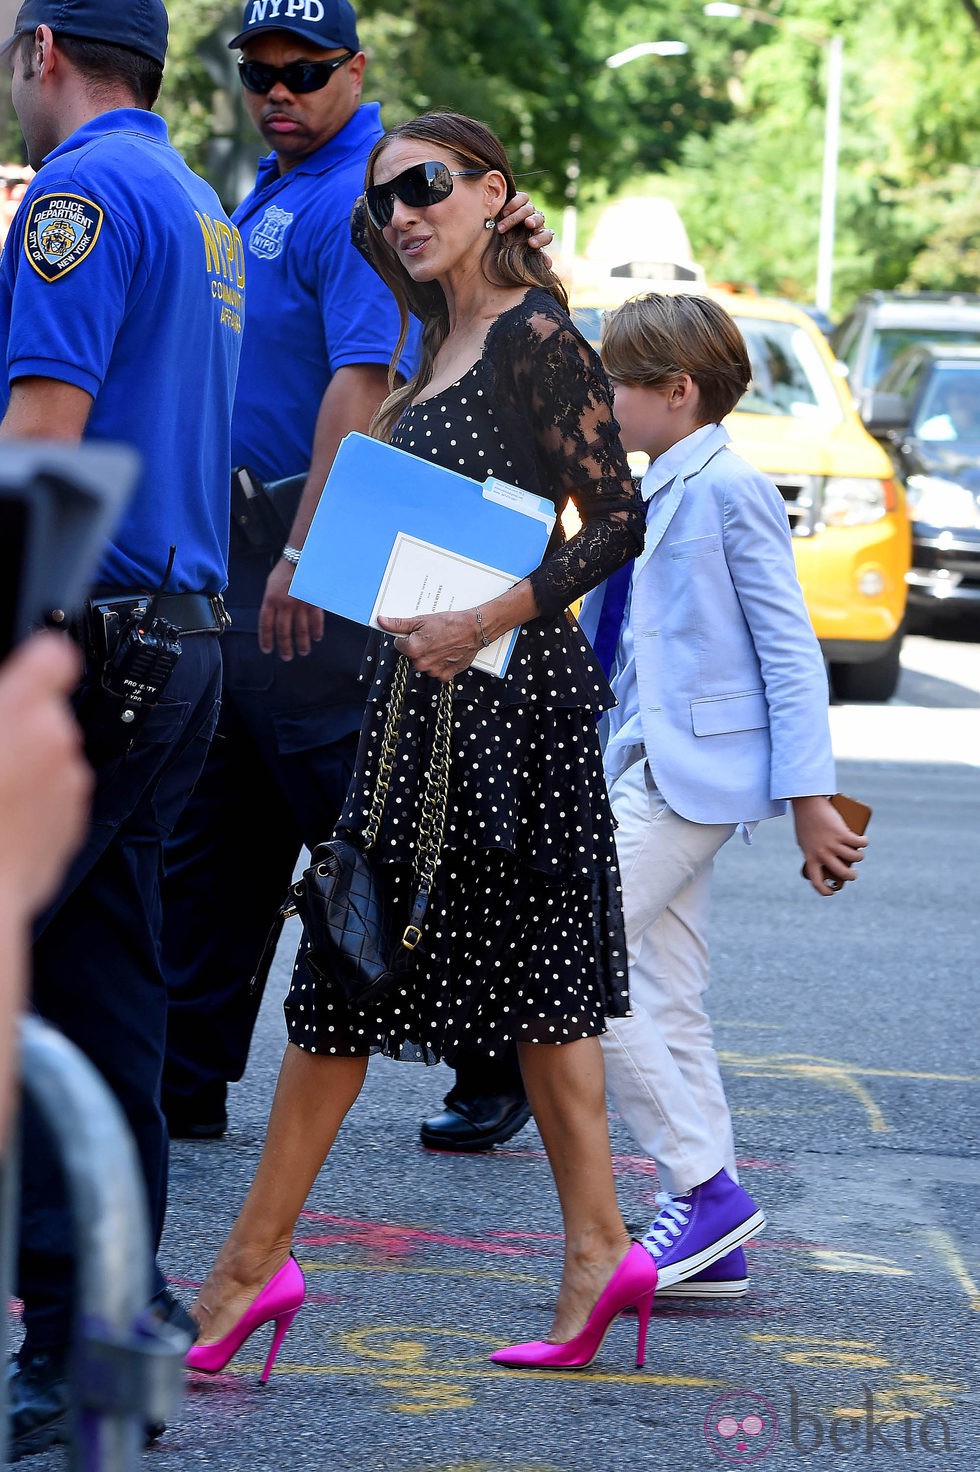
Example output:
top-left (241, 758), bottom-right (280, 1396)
top-left (517, 1036), bottom-right (631, 1343)
top-left (192, 1042), bottom-right (368, 1344)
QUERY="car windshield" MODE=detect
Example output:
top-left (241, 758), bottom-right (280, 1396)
top-left (912, 363), bottom-right (980, 442)
top-left (869, 327), bottom-right (980, 387)
top-left (734, 317), bottom-right (843, 423)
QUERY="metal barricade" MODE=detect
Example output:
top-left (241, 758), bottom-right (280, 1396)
top-left (1, 1017), bottom-right (187, 1470)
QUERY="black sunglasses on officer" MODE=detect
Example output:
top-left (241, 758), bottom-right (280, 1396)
top-left (365, 162), bottom-right (490, 231)
top-left (238, 50), bottom-right (355, 95)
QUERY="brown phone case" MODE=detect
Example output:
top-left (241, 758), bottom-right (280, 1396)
top-left (801, 792), bottom-right (872, 889)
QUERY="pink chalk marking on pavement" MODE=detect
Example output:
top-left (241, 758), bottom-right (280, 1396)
top-left (295, 1212), bottom-right (560, 1259)
top-left (490, 1146), bottom-right (787, 1176)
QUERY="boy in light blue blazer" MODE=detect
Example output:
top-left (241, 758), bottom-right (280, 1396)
top-left (590, 294), bottom-right (869, 1297)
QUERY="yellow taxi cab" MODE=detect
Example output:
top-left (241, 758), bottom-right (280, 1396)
top-left (570, 278), bottom-right (910, 702)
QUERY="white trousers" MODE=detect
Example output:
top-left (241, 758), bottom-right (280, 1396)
top-left (601, 756), bottom-right (738, 1197)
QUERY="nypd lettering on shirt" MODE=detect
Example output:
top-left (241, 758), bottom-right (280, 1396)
top-left (249, 205), bottom-right (294, 261)
top-left (244, 1), bottom-right (327, 26)
top-left (196, 211), bottom-right (246, 335)
top-left (24, 193), bottom-right (104, 281)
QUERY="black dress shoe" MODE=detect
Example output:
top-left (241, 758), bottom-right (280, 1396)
top-left (420, 1093), bottom-right (532, 1151)
top-left (143, 1285), bottom-right (199, 1441)
top-left (9, 1292), bottom-right (197, 1456)
top-left (148, 1285), bottom-right (199, 1344)
top-left (163, 1080), bottom-right (228, 1140)
top-left (9, 1348), bottom-right (69, 1462)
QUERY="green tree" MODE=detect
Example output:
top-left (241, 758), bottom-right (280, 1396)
top-left (646, 0), bottom-right (980, 313)
top-left (355, 0), bottom-right (735, 209)
top-left (159, 0), bottom-right (236, 170)
top-left (156, 0), bottom-right (980, 307)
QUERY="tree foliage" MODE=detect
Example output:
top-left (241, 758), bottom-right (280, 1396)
top-left (156, 0), bottom-right (980, 315)
top-left (159, 0), bottom-right (236, 166)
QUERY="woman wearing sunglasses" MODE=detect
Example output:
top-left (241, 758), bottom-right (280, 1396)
top-left (187, 112), bottom-right (652, 1378)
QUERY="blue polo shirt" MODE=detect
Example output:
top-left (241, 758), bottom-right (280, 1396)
top-left (0, 110), bottom-right (242, 594)
top-left (231, 102), bottom-right (418, 481)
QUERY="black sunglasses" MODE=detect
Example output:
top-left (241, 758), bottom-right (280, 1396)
top-left (364, 161), bottom-right (489, 230)
top-left (238, 51), bottom-right (354, 95)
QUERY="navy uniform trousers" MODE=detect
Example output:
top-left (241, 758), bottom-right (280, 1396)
top-left (21, 631), bottom-right (223, 1352)
top-left (161, 543), bottom-right (527, 1113)
top-left (160, 544), bottom-right (365, 1112)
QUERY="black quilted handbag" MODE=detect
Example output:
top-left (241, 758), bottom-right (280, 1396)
top-left (250, 656), bottom-right (453, 1009)
top-left (290, 838), bottom-right (399, 1006)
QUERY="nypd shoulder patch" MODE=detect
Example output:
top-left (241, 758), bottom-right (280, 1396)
top-left (23, 192), bottom-right (104, 282)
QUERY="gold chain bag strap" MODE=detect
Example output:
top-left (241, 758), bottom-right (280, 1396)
top-left (250, 656), bottom-right (453, 1008)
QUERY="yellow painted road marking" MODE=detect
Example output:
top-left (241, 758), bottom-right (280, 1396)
top-left (833, 1375), bottom-right (967, 1420)
top-left (749, 1335), bottom-right (881, 1345)
top-left (195, 1323), bottom-right (727, 1413)
top-left (922, 1227), bottom-right (980, 1311)
top-left (808, 1250), bottom-right (913, 1278)
top-left (720, 1051), bottom-right (891, 1131)
top-left (746, 1336), bottom-right (966, 1418)
top-left (229, 1362), bottom-right (725, 1389)
top-left (721, 1050), bottom-right (980, 1085)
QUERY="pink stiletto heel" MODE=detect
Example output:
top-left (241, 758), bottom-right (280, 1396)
top-left (185, 1254), bottom-right (305, 1382)
top-left (489, 1241), bottom-right (658, 1370)
top-left (634, 1287), bottom-right (655, 1368)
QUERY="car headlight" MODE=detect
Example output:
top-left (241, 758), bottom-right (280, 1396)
top-left (905, 474), bottom-right (980, 529)
top-left (821, 476), bottom-right (892, 526)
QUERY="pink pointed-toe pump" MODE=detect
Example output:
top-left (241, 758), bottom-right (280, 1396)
top-left (184, 1254), bottom-right (305, 1383)
top-left (490, 1242), bottom-right (657, 1370)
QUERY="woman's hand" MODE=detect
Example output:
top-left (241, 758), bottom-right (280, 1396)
top-left (497, 192), bottom-right (554, 263)
top-left (378, 610), bottom-right (484, 683)
top-left (793, 795), bottom-right (869, 896)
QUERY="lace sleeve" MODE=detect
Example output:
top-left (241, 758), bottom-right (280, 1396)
top-left (493, 303), bottom-right (645, 620)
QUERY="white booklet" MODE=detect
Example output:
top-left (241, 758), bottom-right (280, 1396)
top-left (369, 534), bottom-right (519, 677)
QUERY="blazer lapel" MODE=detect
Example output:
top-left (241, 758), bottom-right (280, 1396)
top-left (637, 474), bottom-right (683, 572)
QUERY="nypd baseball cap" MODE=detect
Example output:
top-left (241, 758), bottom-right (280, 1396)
top-left (2, 0), bottom-right (169, 65)
top-left (229, 0), bottom-right (359, 53)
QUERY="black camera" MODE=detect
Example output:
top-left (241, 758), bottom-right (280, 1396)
top-left (0, 442), bottom-right (138, 658)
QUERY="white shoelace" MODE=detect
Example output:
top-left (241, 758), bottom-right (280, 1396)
top-left (641, 1190), bottom-right (692, 1259)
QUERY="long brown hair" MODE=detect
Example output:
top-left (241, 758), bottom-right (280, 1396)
top-left (363, 112), bottom-right (568, 442)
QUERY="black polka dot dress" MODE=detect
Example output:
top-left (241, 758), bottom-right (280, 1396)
top-left (283, 293), bottom-right (645, 1066)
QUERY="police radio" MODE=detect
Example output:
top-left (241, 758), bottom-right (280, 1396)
top-left (87, 547), bottom-right (183, 758)
top-left (100, 605), bottom-right (182, 725)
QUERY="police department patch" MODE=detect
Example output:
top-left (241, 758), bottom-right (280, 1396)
top-left (24, 193), bottom-right (104, 281)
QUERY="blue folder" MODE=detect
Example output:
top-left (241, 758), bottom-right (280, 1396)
top-left (290, 432), bottom-right (556, 674)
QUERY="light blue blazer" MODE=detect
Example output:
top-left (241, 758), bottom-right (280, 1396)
top-left (582, 424), bottom-right (836, 825)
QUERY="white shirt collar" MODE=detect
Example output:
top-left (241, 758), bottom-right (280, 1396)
top-left (639, 422), bottom-right (720, 502)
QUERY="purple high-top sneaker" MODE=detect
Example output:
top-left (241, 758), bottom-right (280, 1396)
top-left (656, 1246), bottom-right (750, 1299)
top-left (641, 1169), bottom-right (765, 1288)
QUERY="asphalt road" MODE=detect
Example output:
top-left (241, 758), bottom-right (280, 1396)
top-left (18, 623), bottom-right (980, 1471)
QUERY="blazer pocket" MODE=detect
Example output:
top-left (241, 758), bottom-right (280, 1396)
top-left (691, 689), bottom-right (769, 736)
top-left (669, 535), bottom-right (721, 559)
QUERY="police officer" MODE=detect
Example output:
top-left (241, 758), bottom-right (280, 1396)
top-left (160, 0), bottom-right (546, 1146)
top-left (0, 0), bottom-right (242, 1456)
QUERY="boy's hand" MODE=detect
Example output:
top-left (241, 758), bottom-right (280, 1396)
top-left (793, 794), bottom-right (868, 896)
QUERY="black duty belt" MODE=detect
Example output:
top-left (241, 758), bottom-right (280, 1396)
top-left (88, 591), bottom-right (231, 636)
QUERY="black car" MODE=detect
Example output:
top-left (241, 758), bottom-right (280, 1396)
top-left (863, 343), bottom-right (980, 624)
top-left (832, 290), bottom-right (980, 413)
